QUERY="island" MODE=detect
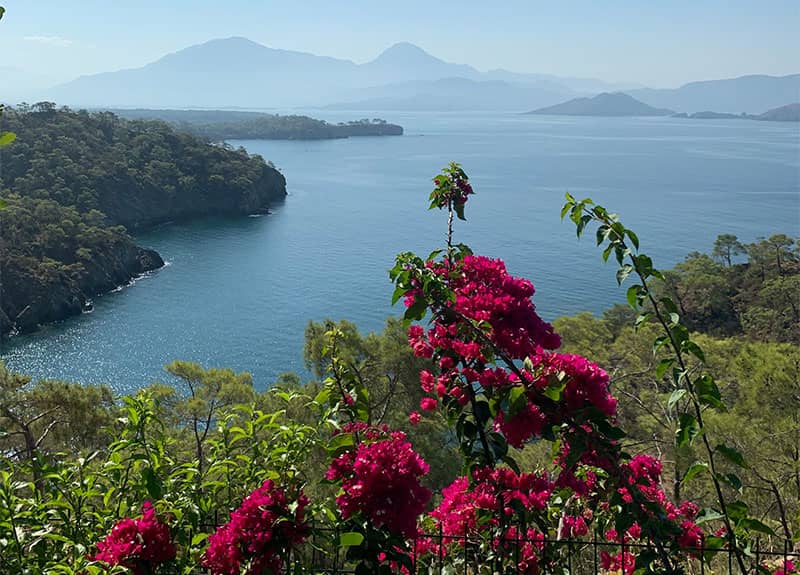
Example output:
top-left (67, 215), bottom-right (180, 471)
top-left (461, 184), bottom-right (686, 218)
top-left (0, 103), bottom-right (286, 336)
top-left (671, 103), bottom-right (799, 122)
top-left (525, 92), bottom-right (674, 116)
top-left (111, 109), bottom-right (404, 141)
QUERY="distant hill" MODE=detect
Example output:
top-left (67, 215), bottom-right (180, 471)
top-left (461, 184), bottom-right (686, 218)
top-left (671, 103), bottom-right (799, 122)
top-left (686, 111), bottom-right (742, 119)
top-left (755, 102), bottom-right (800, 122)
top-left (111, 109), bottom-right (403, 140)
top-left (631, 74), bottom-right (800, 114)
top-left (327, 77), bottom-right (574, 111)
top-left (526, 92), bottom-right (674, 116)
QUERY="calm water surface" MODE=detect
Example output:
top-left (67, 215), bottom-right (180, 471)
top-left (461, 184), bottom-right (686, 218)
top-left (2, 113), bottom-right (798, 392)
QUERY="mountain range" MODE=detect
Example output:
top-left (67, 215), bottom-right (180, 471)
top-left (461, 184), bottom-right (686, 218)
top-left (21, 37), bottom-right (800, 113)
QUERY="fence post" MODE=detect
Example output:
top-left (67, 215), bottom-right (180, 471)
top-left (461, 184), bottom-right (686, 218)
top-left (464, 523), bottom-right (468, 575)
top-left (438, 522), bottom-right (444, 575)
top-left (568, 536), bottom-right (573, 575)
top-left (784, 540), bottom-right (789, 575)
top-left (333, 524), bottom-right (339, 574)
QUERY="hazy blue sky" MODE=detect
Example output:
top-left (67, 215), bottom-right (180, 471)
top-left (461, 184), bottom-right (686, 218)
top-left (3, 0), bottom-right (799, 88)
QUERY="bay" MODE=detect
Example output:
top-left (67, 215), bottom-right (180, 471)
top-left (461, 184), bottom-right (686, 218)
top-left (2, 112), bottom-right (798, 393)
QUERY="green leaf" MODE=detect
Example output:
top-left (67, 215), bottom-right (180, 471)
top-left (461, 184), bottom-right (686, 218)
top-left (339, 532), bottom-right (364, 547)
top-left (501, 454), bottom-right (520, 474)
top-left (191, 533), bottom-right (209, 546)
top-left (667, 389), bottom-right (686, 413)
top-left (715, 444), bottom-right (748, 468)
top-left (508, 386), bottom-right (527, 416)
top-left (595, 224), bottom-right (607, 246)
top-left (454, 201), bottom-right (466, 221)
top-left (626, 285), bottom-right (642, 309)
top-left (0, 7), bottom-right (5, 20)
top-left (726, 500), bottom-right (749, 522)
top-left (314, 387), bottom-right (331, 406)
top-left (626, 228), bottom-right (640, 250)
top-left (404, 297), bottom-right (427, 322)
top-left (326, 432), bottom-right (355, 456)
top-left (0, 132), bottom-right (16, 146)
top-left (717, 472), bottom-right (742, 492)
top-left (596, 419), bottom-right (626, 440)
top-left (390, 285), bottom-right (407, 306)
top-left (682, 461), bottom-right (709, 484)
top-left (695, 508), bottom-right (725, 524)
top-left (739, 518), bottom-right (775, 536)
top-left (696, 375), bottom-right (725, 410)
top-left (676, 412), bottom-right (699, 448)
top-left (670, 324), bottom-right (690, 346)
top-left (616, 264), bottom-right (634, 286)
top-left (656, 358), bottom-right (675, 380)
top-left (141, 467), bottom-right (163, 500)
top-left (653, 335), bottom-right (669, 353)
top-left (682, 340), bottom-right (706, 363)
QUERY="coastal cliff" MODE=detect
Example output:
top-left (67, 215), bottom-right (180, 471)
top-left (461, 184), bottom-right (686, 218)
top-left (0, 104), bottom-right (286, 335)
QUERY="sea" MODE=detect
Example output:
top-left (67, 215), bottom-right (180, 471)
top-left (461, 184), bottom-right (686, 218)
top-left (2, 112), bottom-right (798, 393)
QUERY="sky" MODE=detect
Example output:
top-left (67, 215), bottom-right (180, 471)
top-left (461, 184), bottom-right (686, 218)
top-left (2, 0), bottom-right (799, 91)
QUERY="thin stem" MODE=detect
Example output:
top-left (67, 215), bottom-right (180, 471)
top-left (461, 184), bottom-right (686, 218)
top-left (447, 201), bottom-right (455, 268)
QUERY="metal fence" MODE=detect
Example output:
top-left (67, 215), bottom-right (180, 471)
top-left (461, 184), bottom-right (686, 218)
top-left (209, 524), bottom-right (798, 575)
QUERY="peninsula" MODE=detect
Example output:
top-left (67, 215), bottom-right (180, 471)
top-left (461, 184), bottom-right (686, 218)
top-left (0, 103), bottom-right (286, 336)
top-left (111, 109), bottom-right (404, 141)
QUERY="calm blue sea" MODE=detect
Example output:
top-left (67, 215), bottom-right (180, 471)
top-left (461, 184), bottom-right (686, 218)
top-left (2, 112), bottom-right (798, 393)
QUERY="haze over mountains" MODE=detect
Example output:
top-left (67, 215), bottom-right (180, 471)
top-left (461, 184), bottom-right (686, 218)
top-left (23, 37), bottom-right (800, 113)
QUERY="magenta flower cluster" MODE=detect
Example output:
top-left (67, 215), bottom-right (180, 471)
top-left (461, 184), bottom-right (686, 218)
top-left (326, 424), bottom-right (431, 538)
top-left (202, 480), bottom-right (309, 575)
top-left (92, 502), bottom-right (176, 575)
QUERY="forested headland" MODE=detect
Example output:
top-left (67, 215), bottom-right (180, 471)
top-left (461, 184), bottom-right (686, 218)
top-left (112, 108), bottom-right (405, 141)
top-left (0, 103), bottom-right (286, 335)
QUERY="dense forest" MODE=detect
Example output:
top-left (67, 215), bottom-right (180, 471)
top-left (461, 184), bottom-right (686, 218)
top-left (0, 103), bottom-right (286, 335)
top-left (112, 108), bottom-right (404, 140)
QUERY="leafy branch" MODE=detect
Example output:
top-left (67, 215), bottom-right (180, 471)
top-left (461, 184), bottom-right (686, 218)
top-left (562, 194), bottom-right (777, 573)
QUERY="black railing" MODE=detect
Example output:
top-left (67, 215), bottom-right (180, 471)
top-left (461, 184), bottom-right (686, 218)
top-left (191, 522), bottom-right (799, 574)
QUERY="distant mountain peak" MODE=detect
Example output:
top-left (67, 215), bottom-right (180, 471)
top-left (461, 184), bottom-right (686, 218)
top-left (370, 41), bottom-right (440, 64)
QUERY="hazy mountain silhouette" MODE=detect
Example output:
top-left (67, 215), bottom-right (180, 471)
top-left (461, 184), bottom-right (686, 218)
top-left (43, 38), bottom-right (578, 109)
top-left (755, 102), bottom-right (800, 121)
top-left (40, 38), bottom-right (800, 112)
top-left (328, 77), bottom-right (574, 111)
top-left (526, 92), bottom-right (674, 116)
top-left (631, 74), bottom-right (800, 114)
top-left (360, 42), bottom-right (480, 83)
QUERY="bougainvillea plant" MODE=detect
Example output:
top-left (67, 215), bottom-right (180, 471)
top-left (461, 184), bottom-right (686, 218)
top-left (387, 162), bottom-right (711, 574)
top-left (91, 501), bottom-right (176, 575)
top-left (202, 479), bottom-right (309, 575)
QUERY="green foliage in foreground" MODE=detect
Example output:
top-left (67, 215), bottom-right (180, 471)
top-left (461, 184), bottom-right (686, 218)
top-left (0, 318), bottom-right (458, 573)
top-left (1, 299), bottom-right (797, 572)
